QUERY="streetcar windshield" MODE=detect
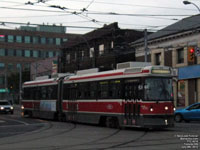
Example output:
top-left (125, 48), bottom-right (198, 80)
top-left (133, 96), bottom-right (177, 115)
top-left (144, 78), bottom-right (173, 101)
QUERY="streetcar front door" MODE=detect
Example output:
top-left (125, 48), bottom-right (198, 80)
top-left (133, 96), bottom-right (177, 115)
top-left (124, 79), bottom-right (141, 126)
top-left (68, 85), bottom-right (78, 122)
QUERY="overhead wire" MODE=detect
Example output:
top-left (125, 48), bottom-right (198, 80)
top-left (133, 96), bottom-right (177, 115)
top-left (64, 0), bottom-right (199, 11)
top-left (0, 0), bottom-right (199, 33)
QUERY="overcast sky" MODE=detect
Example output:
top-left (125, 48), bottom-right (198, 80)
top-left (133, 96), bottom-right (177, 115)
top-left (0, 0), bottom-right (200, 34)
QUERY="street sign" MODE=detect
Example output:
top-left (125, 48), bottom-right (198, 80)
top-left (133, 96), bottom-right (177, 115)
top-left (0, 89), bottom-right (9, 93)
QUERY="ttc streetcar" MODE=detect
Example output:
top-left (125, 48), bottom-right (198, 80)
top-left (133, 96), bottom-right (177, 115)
top-left (21, 65), bottom-right (176, 128)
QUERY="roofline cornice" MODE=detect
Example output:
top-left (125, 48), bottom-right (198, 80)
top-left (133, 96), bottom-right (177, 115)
top-left (131, 27), bottom-right (200, 48)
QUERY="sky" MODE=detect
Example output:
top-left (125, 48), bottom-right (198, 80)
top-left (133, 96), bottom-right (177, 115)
top-left (0, 0), bottom-right (200, 34)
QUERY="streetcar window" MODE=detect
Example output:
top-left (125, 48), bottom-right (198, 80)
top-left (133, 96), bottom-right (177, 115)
top-left (124, 79), bottom-right (144, 100)
top-left (109, 80), bottom-right (121, 99)
top-left (41, 86), bottom-right (47, 99)
top-left (98, 81), bottom-right (109, 99)
top-left (23, 87), bottom-right (32, 100)
top-left (46, 85), bottom-right (57, 99)
top-left (144, 78), bottom-right (173, 101)
top-left (78, 82), bottom-right (90, 99)
top-left (30, 87), bottom-right (38, 100)
top-left (90, 82), bottom-right (97, 99)
top-left (63, 84), bottom-right (69, 99)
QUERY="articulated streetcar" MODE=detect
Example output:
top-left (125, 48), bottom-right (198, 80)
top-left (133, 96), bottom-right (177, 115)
top-left (21, 65), bottom-right (175, 128)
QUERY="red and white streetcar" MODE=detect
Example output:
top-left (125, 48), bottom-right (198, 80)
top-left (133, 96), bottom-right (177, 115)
top-left (21, 63), bottom-right (176, 128)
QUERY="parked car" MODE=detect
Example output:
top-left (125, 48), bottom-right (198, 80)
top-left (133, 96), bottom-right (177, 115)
top-left (0, 100), bottom-right (14, 114)
top-left (174, 102), bottom-right (200, 122)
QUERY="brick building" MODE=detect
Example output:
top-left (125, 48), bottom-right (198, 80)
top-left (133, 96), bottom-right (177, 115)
top-left (0, 25), bottom-right (79, 89)
top-left (60, 22), bottom-right (144, 73)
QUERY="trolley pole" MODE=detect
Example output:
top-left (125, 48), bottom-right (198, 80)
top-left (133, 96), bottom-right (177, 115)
top-left (144, 29), bottom-right (148, 62)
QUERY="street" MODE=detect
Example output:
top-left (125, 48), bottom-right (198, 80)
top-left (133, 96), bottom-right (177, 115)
top-left (0, 107), bottom-right (199, 150)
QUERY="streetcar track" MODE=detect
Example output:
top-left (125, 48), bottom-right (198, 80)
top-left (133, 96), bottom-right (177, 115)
top-left (87, 130), bottom-right (148, 150)
top-left (0, 121), bottom-right (76, 146)
top-left (59, 128), bottom-right (121, 149)
top-left (22, 127), bottom-right (148, 150)
top-left (3, 126), bottom-right (121, 150)
top-left (0, 119), bottom-right (199, 150)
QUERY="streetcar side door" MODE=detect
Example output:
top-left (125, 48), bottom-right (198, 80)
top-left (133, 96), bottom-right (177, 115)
top-left (68, 84), bottom-right (78, 122)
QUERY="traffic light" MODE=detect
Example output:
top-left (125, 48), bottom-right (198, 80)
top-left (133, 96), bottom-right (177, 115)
top-left (188, 47), bottom-right (195, 62)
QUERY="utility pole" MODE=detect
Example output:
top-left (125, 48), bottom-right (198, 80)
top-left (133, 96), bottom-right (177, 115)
top-left (19, 65), bottom-right (22, 104)
top-left (144, 29), bottom-right (148, 62)
top-left (35, 62), bottom-right (38, 80)
top-left (4, 71), bottom-right (8, 99)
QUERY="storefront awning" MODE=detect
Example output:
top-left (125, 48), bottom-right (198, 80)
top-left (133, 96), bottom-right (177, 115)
top-left (178, 65), bottom-right (200, 80)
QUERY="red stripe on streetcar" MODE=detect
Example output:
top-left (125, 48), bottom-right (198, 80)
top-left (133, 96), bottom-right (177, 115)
top-left (69, 72), bottom-right (124, 81)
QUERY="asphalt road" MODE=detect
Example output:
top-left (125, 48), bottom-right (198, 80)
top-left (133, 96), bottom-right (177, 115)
top-left (0, 106), bottom-right (199, 150)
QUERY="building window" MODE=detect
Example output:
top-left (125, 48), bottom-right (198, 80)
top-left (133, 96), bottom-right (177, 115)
top-left (7, 35), bottom-right (14, 43)
top-left (33, 36), bottom-right (39, 44)
top-left (8, 63), bottom-right (14, 71)
top-left (17, 63), bottom-right (21, 69)
top-left (66, 54), bottom-right (70, 64)
top-left (56, 51), bottom-right (60, 56)
top-left (25, 50), bottom-right (31, 57)
top-left (155, 53), bottom-right (161, 65)
top-left (90, 47), bottom-right (94, 58)
top-left (56, 38), bottom-right (61, 45)
top-left (46, 51), bottom-right (49, 58)
top-left (40, 51), bottom-right (46, 58)
top-left (33, 50), bottom-right (39, 58)
top-left (177, 48), bottom-right (184, 64)
top-left (24, 36), bottom-right (31, 43)
top-left (0, 49), bottom-right (5, 56)
top-left (24, 63), bottom-right (30, 71)
top-left (81, 51), bottom-right (84, 60)
top-left (47, 38), bottom-right (54, 44)
top-left (16, 36), bottom-right (22, 43)
top-left (16, 50), bottom-right (23, 57)
top-left (41, 37), bottom-right (46, 44)
top-left (49, 51), bottom-right (54, 58)
top-left (99, 44), bottom-right (104, 55)
top-left (7, 49), bottom-right (15, 56)
top-left (0, 35), bottom-right (5, 42)
top-left (0, 76), bottom-right (4, 84)
top-left (111, 41), bottom-right (114, 48)
top-left (0, 62), bottom-right (5, 69)
top-left (63, 38), bottom-right (68, 42)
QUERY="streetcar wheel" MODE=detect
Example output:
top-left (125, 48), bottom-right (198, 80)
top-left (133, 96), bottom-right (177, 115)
top-left (175, 114), bottom-right (183, 122)
top-left (106, 117), bottom-right (119, 128)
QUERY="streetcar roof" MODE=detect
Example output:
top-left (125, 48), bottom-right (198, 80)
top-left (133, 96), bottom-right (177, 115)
top-left (23, 65), bottom-right (174, 86)
top-left (66, 65), bottom-right (173, 82)
top-left (23, 78), bottom-right (57, 87)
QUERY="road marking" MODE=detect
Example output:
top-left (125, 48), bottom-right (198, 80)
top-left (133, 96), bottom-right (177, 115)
top-left (0, 120), bottom-right (5, 123)
top-left (0, 122), bottom-right (48, 128)
top-left (2, 118), bottom-right (29, 125)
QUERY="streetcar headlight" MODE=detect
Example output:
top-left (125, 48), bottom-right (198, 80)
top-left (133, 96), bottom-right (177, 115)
top-left (0, 106), bottom-right (4, 110)
top-left (21, 105), bottom-right (24, 110)
top-left (165, 119), bottom-right (168, 125)
top-left (150, 107), bottom-right (154, 112)
top-left (165, 106), bottom-right (169, 110)
top-left (173, 107), bottom-right (176, 111)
